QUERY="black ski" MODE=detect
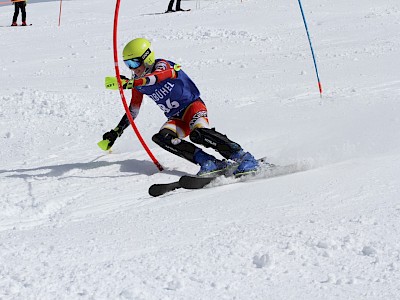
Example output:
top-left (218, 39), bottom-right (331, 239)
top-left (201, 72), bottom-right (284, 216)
top-left (148, 181), bottom-right (181, 197)
top-left (179, 159), bottom-right (272, 190)
top-left (178, 161), bottom-right (302, 191)
top-left (143, 9), bottom-right (191, 16)
top-left (10, 24), bottom-right (32, 27)
top-left (166, 9), bottom-right (191, 13)
top-left (148, 158), bottom-right (271, 196)
top-left (148, 168), bottom-right (227, 196)
top-left (179, 175), bottom-right (215, 189)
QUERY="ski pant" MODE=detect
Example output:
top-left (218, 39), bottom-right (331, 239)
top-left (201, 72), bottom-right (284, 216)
top-left (13, 2), bottom-right (26, 23)
top-left (152, 100), bottom-right (242, 164)
top-left (167, 0), bottom-right (181, 11)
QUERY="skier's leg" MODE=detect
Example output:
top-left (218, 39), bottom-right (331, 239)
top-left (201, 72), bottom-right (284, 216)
top-left (152, 128), bottom-right (200, 164)
top-left (153, 114), bottom-right (227, 175)
top-left (12, 3), bottom-right (19, 24)
top-left (181, 100), bottom-right (258, 172)
top-left (21, 2), bottom-right (26, 23)
top-left (167, 0), bottom-right (174, 12)
top-left (176, 0), bottom-right (181, 10)
top-left (190, 127), bottom-right (259, 173)
top-left (189, 127), bottom-right (242, 159)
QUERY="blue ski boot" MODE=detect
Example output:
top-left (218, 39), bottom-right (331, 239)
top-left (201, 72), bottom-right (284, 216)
top-left (230, 150), bottom-right (259, 175)
top-left (194, 150), bottom-right (229, 176)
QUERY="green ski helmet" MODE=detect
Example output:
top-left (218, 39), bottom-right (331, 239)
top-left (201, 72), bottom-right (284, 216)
top-left (123, 38), bottom-right (155, 76)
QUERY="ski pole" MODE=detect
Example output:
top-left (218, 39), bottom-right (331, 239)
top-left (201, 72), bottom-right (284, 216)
top-left (297, 0), bottom-right (322, 97)
top-left (113, 0), bottom-right (163, 171)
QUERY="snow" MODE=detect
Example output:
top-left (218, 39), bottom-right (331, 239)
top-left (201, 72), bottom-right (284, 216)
top-left (1, 0), bottom-right (400, 299)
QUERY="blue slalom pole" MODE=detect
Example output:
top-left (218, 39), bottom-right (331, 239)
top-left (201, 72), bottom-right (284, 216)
top-left (297, 0), bottom-right (322, 97)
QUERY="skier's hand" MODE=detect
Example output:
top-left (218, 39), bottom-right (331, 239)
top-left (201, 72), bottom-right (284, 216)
top-left (105, 76), bottom-right (134, 90)
top-left (98, 127), bottom-right (123, 150)
top-left (123, 79), bottom-right (135, 89)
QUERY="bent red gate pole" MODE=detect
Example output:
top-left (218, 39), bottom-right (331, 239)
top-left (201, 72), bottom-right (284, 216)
top-left (113, 0), bottom-right (163, 171)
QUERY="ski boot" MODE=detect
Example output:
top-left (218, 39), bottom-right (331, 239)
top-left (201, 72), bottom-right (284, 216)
top-left (230, 150), bottom-right (259, 175)
top-left (21, 21), bottom-right (27, 26)
top-left (194, 150), bottom-right (229, 176)
top-left (11, 22), bottom-right (17, 26)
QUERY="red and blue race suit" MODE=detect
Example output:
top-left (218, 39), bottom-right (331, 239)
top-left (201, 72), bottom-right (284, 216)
top-left (135, 59), bottom-right (200, 118)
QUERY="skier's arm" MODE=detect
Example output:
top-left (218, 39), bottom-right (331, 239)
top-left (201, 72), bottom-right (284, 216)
top-left (115, 89), bottom-right (144, 132)
top-left (105, 61), bottom-right (180, 90)
top-left (134, 62), bottom-right (180, 87)
top-left (99, 90), bottom-right (143, 150)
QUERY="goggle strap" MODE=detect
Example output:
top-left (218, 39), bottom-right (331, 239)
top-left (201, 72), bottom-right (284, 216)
top-left (141, 48), bottom-right (151, 61)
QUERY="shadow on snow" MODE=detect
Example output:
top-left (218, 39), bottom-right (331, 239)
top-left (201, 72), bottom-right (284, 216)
top-left (0, 157), bottom-right (187, 180)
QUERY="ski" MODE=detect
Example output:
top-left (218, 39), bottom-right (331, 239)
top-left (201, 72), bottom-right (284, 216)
top-left (148, 158), bottom-right (271, 196)
top-left (143, 9), bottom-right (191, 16)
top-left (9, 24), bottom-right (32, 27)
top-left (148, 166), bottom-right (230, 197)
top-left (179, 158), bottom-right (274, 190)
top-left (178, 175), bottom-right (214, 189)
top-left (148, 181), bottom-right (181, 197)
top-left (165, 9), bottom-right (191, 13)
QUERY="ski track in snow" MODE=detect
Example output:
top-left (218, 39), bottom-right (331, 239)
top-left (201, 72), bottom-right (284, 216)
top-left (1, 0), bottom-right (400, 299)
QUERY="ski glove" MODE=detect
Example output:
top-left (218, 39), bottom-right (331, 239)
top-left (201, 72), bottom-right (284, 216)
top-left (105, 75), bottom-right (135, 90)
top-left (98, 127), bottom-right (124, 150)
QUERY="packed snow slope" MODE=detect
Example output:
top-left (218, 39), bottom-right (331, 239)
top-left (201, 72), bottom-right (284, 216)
top-left (1, 0), bottom-right (400, 299)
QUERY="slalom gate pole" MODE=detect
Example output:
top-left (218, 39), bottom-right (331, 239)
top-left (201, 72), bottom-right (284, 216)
top-left (297, 0), bottom-right (322, 97)
top-left (113, 0), bottom-right (163, 171)
top-left (58, 0), bottom-right (62, 26)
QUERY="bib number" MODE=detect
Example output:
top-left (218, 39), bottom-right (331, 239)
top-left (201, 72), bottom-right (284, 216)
top-left (158, 99), bottom-right (180, 113)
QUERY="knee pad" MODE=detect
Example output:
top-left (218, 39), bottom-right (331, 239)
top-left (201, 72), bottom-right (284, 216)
top-left (153, 129), bottom-right (199, 163)
top-left (152, 129), bottom-right (177, 146)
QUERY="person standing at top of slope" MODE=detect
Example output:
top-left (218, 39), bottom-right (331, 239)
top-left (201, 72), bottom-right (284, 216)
top-left (101, 38), bottom-right (259, 176)
top-left (11, 0), bottom-right (27, 26)
top-left (165, 0), bottom-right (188, 13)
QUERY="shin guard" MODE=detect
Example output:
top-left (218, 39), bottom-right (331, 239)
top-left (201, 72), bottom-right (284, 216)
top-left (152, 129), bottom-right (200, 164)
top-left (189, 128), bottom-right (242, 159)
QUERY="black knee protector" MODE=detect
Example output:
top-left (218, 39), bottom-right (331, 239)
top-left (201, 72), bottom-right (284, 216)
top-left (189, 127), bottom-right (242, 159)
top-left (153, 129), bottom-right (199, 164)
top-left (152, 128), bottom-right (177, 145)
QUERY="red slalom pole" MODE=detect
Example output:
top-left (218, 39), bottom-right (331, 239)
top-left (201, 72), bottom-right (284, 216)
top-left (113, 0), bottom-right (163, 171)
top-left (58, 0), bottom-right (62, 26)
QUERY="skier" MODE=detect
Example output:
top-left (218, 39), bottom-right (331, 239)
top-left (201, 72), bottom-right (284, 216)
top-left (165, 0), bottom-right (187, 13)
top-left (11, 0), bottom-right (27, 26)
top-left (102, 38), bottom-right (259, 176)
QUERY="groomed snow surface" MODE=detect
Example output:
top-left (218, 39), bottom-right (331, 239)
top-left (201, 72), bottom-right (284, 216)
top-left (1, 0), bottom-right (400, 299)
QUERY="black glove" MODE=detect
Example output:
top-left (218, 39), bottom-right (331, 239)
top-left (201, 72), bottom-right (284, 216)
top-left (102, 127), bottom-right (123, 148)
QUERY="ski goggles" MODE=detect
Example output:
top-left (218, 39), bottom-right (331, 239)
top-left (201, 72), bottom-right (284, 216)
top-left (123, 48), bottom-right (152, 70)
top-left (124, 58), bottom-right (142, 69)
